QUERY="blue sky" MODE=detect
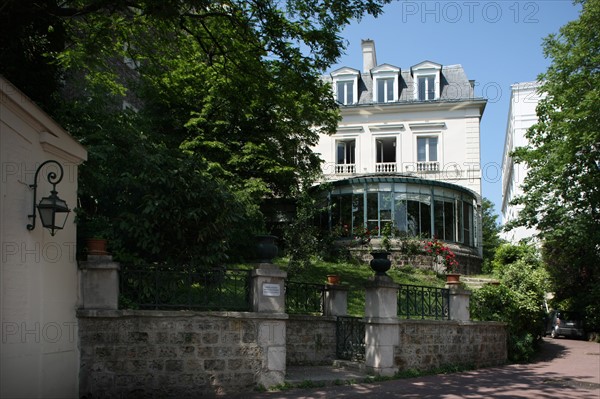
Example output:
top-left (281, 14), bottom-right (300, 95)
top-left (328, 0), bottom-right (581, 218)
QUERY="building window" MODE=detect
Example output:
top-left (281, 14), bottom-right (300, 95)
top-left (376, 78), bottom-right (395, 103)
top-left (328, 183), bottom-right (476, 247)
top-left (411, 61), bottom-right (441, 101)
top-left (336, 140), bottom-right (356, 173)
top-left (336, 80), bottom-right (354, 105)
top-left (417, 75), bottom-right (436, 101)
top-left (434, 200), bottom-right (456, 242)
top-left (417, 137), bottom-right (438, 171)
top-left (375, 137), bottom-right (397, 172)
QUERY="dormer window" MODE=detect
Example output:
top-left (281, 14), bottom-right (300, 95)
top-left (331, 67), bottom-right (360, 105)
top-left (337, 80), bottom-right (355, 104)
top-left (411, 61), bottom-right (442, 101)
top-left (417, 75), bottom-right (435, 101)
top-left (371, 64), bottom-right (400, 104)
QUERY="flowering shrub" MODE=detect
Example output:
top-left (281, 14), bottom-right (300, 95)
top-left (354, 224), bottom-right (376, 246)
top-left (424, 238), bottom-right (459, 273)
top-left (333, 224), bottom-right (351, 238)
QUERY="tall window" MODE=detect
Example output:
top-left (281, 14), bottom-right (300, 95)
top-left (417, 137), bottom-right (438, 162)
top-left (336, 140), bottom-right (356, 173)
top-left (376, 78), bottom-right (395, 103)
top-left (417, 75), bottom-right (436, 101)
top-left (434, 200), bottom-right (456, 241)
top-left (336, 81), bottom-right (354, 105)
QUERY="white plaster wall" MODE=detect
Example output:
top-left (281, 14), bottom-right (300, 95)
top-left (315, 103), bottom-right (484, 196)
top-left (1, 77), bottom-right (87, 398)
top-left (500, 82), bottom-right (543, 242)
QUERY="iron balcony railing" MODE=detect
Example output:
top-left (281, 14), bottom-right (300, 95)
top-left (397, 283), bottom-right (450, 320)
top-left (119, 266), bottom-right (252, 311)
top-left (285, 281), bottom-right (325, 315)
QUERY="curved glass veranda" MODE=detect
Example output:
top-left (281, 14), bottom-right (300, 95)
top-left (323, 175), bottom-right (481, 250)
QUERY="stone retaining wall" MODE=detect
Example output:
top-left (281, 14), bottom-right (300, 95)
top-left (286, 315), bottom-right (337, 365)
top-left (394, 320), bottom-right (507, 371)
top-left (78, 310), bottom-right (287, 398)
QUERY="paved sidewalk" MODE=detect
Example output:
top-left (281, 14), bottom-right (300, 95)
top-left (230, 338), bottom-right (600, 398)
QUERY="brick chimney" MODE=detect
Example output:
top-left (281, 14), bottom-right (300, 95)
top-left (361, 39), bottom-right (377, 73)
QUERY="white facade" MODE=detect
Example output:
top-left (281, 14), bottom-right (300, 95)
top-left (500, 81), bottom-right (543, 243)
top-left (1, 76), bottom-right (87, 398)
top-left (318, 41), bottom-right (486, 196)
top-left (314, 40), bottom-right (486, 254)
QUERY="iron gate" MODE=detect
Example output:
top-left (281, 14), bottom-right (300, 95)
top-left (336, 316), bottom-right (365, 361)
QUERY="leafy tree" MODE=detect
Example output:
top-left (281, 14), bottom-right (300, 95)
top-left (1, 0), bottom-right (392, 265)
top-left (510, 0), bottom-right (600, 330)
top-left (481, 198), bottom-right (504, 273)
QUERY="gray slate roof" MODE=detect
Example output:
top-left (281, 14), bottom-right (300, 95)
top-left (330, 63), bottom-right (475, 105)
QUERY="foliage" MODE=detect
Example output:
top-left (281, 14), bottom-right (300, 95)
top-left (283, 184), bottom-right (328, 276)
top-left (380, 222), bottom-right (397, 252)
top-left (58, 92), bottom-right (263, 265)
top-left (481, 198), bottom-right (505, 273)
top-left (509, 0), bottom-right (600, 331)
top-left (472, 242), bottom-right (549, 362)
top-left (491, 242), bottom-right (538, 273)
top-left (541, 216), bottom-right (600, 331)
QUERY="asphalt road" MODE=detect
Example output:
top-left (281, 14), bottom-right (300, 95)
top-left (232, 337), bottom-right (600, 398)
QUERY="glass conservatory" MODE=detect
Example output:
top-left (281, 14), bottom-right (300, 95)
top-left (325, 176), bottom-right (480, 250)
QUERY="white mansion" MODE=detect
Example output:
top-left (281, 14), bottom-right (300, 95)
top-left (313, 40), bottom-right (487, 262)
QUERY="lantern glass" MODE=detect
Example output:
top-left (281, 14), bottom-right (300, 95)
top-left (37, 192), bottom-right (70, 235)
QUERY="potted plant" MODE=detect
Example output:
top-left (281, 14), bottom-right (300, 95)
top-left (81, 214), bottom-right (112, 256)
top-left (326, 274), bottom-right (341, 285)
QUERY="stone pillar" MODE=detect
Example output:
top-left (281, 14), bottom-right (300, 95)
top-left (324, 284), bottom-right (348, 316)
top-left (251, 264), bottom-right (288, 388)
top-left (257, 317), bottom-right (287, 388)
top-left (364, 275), bottom-right (399, 376)
top-left (251, 264), bottom-right (287, 313)
top-left (79, 255), bottom-right (120, 310)
top-left (447, 286), bottom-right (471, 321)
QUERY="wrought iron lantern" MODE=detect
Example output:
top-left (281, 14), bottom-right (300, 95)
top-left (26, 160), bottom-right (70, 236)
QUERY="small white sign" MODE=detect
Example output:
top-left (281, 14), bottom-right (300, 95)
top-left (263, 283), bottom-right (281, 297)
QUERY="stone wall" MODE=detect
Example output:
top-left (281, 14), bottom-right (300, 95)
top-left (349, 248), bottom-right (482, 275)
top-left (286, 315), bottom-right (337, 365)
top-left (394, 320), bottom-right (507, 371)
top-left (78, 310), bottom-right (287, 398)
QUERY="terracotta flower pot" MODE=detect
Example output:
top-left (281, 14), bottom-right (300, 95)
top-left (86, 238), bottom-right (108, 256)
top-left (446, 273), bottom-right (461, 284)
top-left (327, 274), bottom-right (341, 285)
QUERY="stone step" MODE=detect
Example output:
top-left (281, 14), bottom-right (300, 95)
top-left (285, 363), bottom-right (370, 386)
top-left (461, 277), bottom-right (500, 289)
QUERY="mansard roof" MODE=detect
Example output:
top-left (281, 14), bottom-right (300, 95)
top-left (327, 61), bottom-right (476, 105)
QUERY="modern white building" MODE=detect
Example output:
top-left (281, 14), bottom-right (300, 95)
top-left (313, 40), bottom-right (487, 262)
top-left (500, 81), bottom-right (543, 243)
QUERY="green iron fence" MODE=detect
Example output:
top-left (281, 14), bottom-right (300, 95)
top-left (285, 281), bottom-right (325, 315)
top-left (119, 266), bottom-right (252, 311)
top-left (397, 283), bottom-right (450, 320)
